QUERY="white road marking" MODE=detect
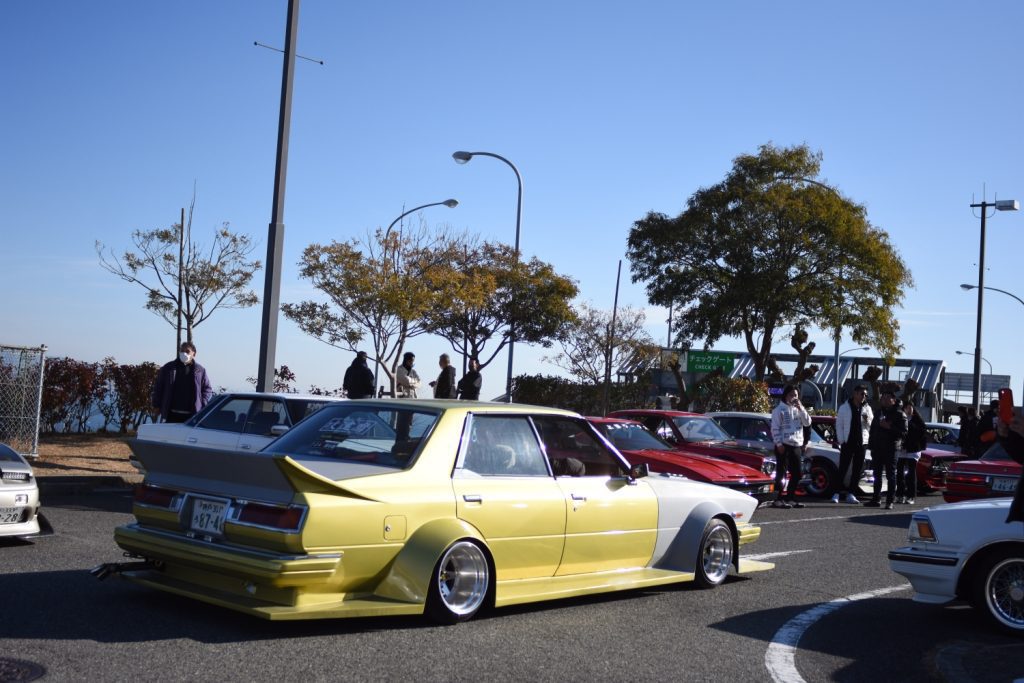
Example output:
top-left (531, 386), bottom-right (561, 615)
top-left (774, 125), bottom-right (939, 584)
top-left (757, 513), bottom-right (895, 525)
top-left (744, 550), bottom-right (814, 561)
top-left (764, 584), bottom-right (910, 683)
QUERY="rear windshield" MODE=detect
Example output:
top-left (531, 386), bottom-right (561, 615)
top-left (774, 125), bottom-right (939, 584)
top-left (265, 403), bottom-right (440, 469)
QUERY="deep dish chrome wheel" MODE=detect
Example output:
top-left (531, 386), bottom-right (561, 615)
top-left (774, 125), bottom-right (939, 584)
top-left (425, 541), bottom-right (490, 624)
top-left (977, 552), bottom-right (1024, 635)
top-left (695, 518), bottom-right (734, 588)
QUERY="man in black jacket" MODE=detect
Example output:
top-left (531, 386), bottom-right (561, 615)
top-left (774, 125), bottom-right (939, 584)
top-left (342, 351), bottom-right (374, 399)
top-left (866, 390), bottom-right (908, 509)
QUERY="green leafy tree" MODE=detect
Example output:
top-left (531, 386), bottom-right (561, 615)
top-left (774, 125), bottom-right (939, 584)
top-left (423, 242), bottom-right (579, 371)
top-left (628, 143), bottom-right (913, 381)
top-left (544, 302), bottom-right (657, 385)
top-left (282, 224), bottom-right (464, 395)
top-left (97, 198), bottom-right (261, 346)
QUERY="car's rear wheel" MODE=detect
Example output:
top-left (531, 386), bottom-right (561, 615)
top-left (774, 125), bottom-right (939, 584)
top-left (970, 548), bottom-right (1024, 635)
top-left (425, 540), bottom-right (490, 624)
top-left (694, 518), bottom-right (733, 588)
top-left (805, 459), bottom-right (839, 498)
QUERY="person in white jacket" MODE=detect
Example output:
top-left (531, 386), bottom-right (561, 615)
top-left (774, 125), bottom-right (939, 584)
top-left (833, 384), bottom-right (873, 504)
top-left (770, 384), bottom-right (812, 509)
top-left (395, 352), bottom-right (421, 398)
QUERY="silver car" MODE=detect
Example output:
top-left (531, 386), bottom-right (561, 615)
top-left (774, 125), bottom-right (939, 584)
top-left (0, 443), bottom-right (41, 539)
top-left (924, 422), bottom-right (962, 453)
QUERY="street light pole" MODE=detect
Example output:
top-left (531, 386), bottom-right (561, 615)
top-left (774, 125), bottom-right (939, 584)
top-left (453, 151), bottom-right (522, 402)
top-left (955, 350), bottom-right (993, 375)
top-left (832, 345), bottom-right (869, 411)
top-left (967, 198), bottom-right (1019, 413)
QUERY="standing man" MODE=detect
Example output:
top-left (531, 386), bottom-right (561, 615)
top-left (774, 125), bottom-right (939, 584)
top-left (457, 357), bottom-right (483, 400)
top-left (395, 352), bottom-right (420, 398)
top-left (770, 384), bottom-right (811, 509)
top-left (974, 399), bottom-right (1000, 457)
top-left (833, 384), bottom-right (873, 504)
top-left (865, 390), bottom-right (908, 509)
top-left (152, 341), bottom-right (213, 423)
top-left (430, 354), bottom-right (458, 399)
top-left (342, 351), bottom-right (374, 399)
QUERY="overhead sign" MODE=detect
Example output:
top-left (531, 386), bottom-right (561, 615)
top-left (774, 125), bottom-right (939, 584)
top-left (686, 351), bottom-right (735, 373)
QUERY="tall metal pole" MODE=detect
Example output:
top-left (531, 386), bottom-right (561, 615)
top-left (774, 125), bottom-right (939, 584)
top-left (177, 207), bottom-right (184, 353)
top-left (832, 331), bottom-right (840, 412)
top-left (602, 260), bottom-right (622, 415)
top-left (256, 0), bottom-right (300, 392)
top-left (971, 205), bottom-right (988, 413)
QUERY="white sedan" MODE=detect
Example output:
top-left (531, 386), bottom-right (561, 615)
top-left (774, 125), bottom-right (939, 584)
top-left (0, 443), bottom-right (41, 539)
top-left (135, 392), bottom-right (344, 464)
top-left (888, 498), bottom-right (1024, 635)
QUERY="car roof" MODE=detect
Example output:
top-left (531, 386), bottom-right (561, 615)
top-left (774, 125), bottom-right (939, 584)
top-left (586, 416), bottom-right (641, 425)
top-left (706, 411), bottom-right (770, 419)
top-left (610, 409), bottom-right (704, 417)
top-left (216, 391), bottom-right (346, 402)
top-left (339, 398), bottom-right (581, 416)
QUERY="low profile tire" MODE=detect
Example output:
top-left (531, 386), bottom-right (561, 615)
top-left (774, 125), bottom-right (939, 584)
top-left (805, 459), bottom-right (839, 498)
top-left (971, 549), bottom-right (1024, 636)
top-left (694, 518), bottom-right (734, 588)
top-left (425, 540), bottom-right (490, 624)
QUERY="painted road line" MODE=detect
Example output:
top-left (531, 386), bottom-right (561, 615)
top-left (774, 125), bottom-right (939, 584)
top-left (764, 584), bottom-right (910, 683)
top-left (743, 550), bottom-right (814, 561)
top-left (758, 512), bottom-right (901, 525)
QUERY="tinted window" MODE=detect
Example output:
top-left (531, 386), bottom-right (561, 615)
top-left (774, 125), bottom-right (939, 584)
top-left (458, 415), bottom-right (549, 477)
top-left (243, 400), bottom-right (289, 435)
top-left (594, 421), bottom-right (670, 452)
top-left (534, 416), bottom-right (626, 478)
top-left (673, 416), bottom-right (731, 441)
top-left (198, 398), bottom-right (250, 433)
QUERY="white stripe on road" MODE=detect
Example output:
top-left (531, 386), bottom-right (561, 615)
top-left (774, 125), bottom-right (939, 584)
top-left (764, 584), bottom-right (910, 683)
top-left (743, 550), bottom-right (814, 561)
top-left (757, 512), bottom-right (898, 526)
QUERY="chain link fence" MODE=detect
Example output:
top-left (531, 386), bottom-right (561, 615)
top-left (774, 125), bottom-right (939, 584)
top-left (0, 344), bottom-right (46, 457)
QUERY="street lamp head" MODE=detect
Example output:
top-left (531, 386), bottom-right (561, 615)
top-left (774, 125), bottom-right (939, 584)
top-left (452, 151), bottom-right (473, 164)
top-left (995, 199), bottom-right (1019, 211)
top-left (441, 198), bottom-right (459, 208)
top-left (960, 283), bottom-right (976, 291)
top-left (955, 350), bottom-right (967, 356)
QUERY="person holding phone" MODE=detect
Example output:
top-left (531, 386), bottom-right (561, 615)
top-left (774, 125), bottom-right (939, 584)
top-left (770, 384), bottom-right (812, 509)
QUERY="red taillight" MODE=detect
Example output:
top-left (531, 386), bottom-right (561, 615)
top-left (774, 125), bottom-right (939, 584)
top-left (947, 473), bottom-right (987, 486)
top-left (133, 484), bottom-right (178, 507)
top-left (236, 502), bottom-right (304, 531)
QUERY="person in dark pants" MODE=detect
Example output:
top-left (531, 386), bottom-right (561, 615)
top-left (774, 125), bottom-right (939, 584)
top-left (896, 402), bottom-right (927, 504)
top-left (457, 357), bottom-right (483, 400)
top-left (960, 406), bottom-right (978, 456)
top-left (151, 341), bottom-right (213, 423)
top-left (430, 354), bottom-right (458, 399)
top-left (866, 391), bottom-right (907, 509)
top-left (974, 399), bottom-right (1000, 457)
top-left (833, 384), bottom-right (873, 504)
top-left (770, 384), bottom-right (811, 509)
top-left (342, 351), bottom-right (374, 399)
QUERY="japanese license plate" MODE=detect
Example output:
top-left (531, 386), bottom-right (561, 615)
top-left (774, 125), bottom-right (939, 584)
top-left (992, 477), bottom-right (1018, 493)
top-left (190, 498), bottom-right (228, 536)
top-left (0, 506), bottom-right (24, 524)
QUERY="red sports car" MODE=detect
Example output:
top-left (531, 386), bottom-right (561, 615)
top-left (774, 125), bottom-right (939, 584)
top-left (588, 417), bottom-right (775, 503)
top-left (942, 442), bottom-right (1021, 503)
top-left (607, 409), bottom-right (776, 476)
top-left (811, 414), bottom-right (966, 493)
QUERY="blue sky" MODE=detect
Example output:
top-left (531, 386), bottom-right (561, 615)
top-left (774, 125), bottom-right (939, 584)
top-left (4, 1), bottom-right (1023, 401)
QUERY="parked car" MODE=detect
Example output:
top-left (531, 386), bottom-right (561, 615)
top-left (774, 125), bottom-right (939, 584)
top-left (924, 422), bottom-right (962, 453)
top-left (943, 442), bottom-right (1021, 503)
top-left (607, 409), bottom-right (776, 476)
top-left (99, 400), bottom-right (773, 623)
top-left (707, 411), bottom-right (872, 498)
top-left (811, 414), bottom-right (965, 493)
top-left (133, 392), bottom-right (345, 468)
top-left (587, 416), bottom-right (775, 503)
top-left (0, 443), bottom-right (41, 539)
top-left (888, 498), bottom-right (1024, 635)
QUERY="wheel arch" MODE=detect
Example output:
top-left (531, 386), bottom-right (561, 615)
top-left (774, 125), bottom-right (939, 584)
top-left (373, 517), bottom-right (488, 606)
top-left (653, 500), bottom-right (740, 573)
top-left (956, 540), bottom-right (1024, 600)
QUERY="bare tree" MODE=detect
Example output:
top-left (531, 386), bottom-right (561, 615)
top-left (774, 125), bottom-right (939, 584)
top-left (545, 302), bottom-right (658, 385)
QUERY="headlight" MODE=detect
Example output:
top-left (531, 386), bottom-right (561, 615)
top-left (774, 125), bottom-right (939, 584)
top-left (762, 458), bottom-right (777, 476)
top-left (908, 514), bottom-right (937, 542)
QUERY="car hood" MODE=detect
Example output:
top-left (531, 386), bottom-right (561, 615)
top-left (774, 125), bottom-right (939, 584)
top-left (923, 497), bottom-right (1012, 514)
top-left (621, 447), bottom-right (769, 482)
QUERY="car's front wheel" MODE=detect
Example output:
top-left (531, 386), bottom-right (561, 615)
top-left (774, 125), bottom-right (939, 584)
top-left (694, 518), bottom-right (734, 588)
top-left (425, 540), bottom-right (491, 624)
top-left (970, 548), bottom-right (1024, 635)
top-left (804, 459), bottom-right (839, 498)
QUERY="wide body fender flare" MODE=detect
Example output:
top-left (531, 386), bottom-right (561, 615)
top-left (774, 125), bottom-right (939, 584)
top-left (652, 500), bottom-right (738, 574)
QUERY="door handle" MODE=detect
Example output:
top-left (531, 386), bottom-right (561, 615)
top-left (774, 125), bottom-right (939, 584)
top-left (240, 443), bottom-right (251, 450)
top-left (571, 494), bottom-right (587, 502)
top-left (462, 494), bottom-right (482, 503)
top-left (186, 437), bottom-right (197, 443)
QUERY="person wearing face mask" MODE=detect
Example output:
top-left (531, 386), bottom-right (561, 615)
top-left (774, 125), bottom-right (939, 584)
top-left (152, 341), bottom-right (214, 423)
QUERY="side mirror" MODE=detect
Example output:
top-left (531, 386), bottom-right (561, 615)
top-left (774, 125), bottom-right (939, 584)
top-left (629, 462), bottom-right (650, 479)
top-left (270, 425), bottom-right (290, 437)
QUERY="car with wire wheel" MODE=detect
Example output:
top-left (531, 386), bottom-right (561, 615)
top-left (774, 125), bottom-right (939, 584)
top-left (98, 400), bottom-right (773, 623)
top-left (587, 417), bottom-right (775, 504)
top-left (0, 443), bottom-right (41, 539)
top-left (888, 498), bottom-right (1024, 636)
top-left (707, 410), bottom-right (873, 498)
top-left (943, 442), bottom-right (1021, 503)
top-left (607, 409), bottom-right (777, 477)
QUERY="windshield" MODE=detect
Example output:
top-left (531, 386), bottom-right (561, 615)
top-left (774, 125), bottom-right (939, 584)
top-left (594, 421), bottom-right (671, 452)
top-left (266, 403), bottom-right (440, 470)
top-left (672, 416), bottom-right (732, 442)
top-left (980, 443), bottom-right (1013, 463)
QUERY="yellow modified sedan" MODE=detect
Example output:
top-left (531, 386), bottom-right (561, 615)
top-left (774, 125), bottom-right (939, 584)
top-left (100, 400), bottom-right (772, 623)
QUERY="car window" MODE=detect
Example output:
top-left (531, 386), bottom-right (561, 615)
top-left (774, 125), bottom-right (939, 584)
top-left (184, 394), bottom-right (228, 427)
top-left (243, 400), bottom-right (289, 435)
top-left (457, 415), bottom-right (549, 477)
top-left (714, 417), bottom-right (740, 437)
top-left (267, 404), bottom-right (440, 469)
top-left (594, 421), bottom-right (670, 452)
top-left (980, 442), bottom-right (1012, 462)
top-left (284, 399), bottom-right (336, 425)
top-left (925, 427), bottom-right (959, 446)
top-left (673, 416), bottom-right (731, 442)
top-left (533, 416), bottom-right (626, 478)
top-left (197, 398), bottom-right (250, 433)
